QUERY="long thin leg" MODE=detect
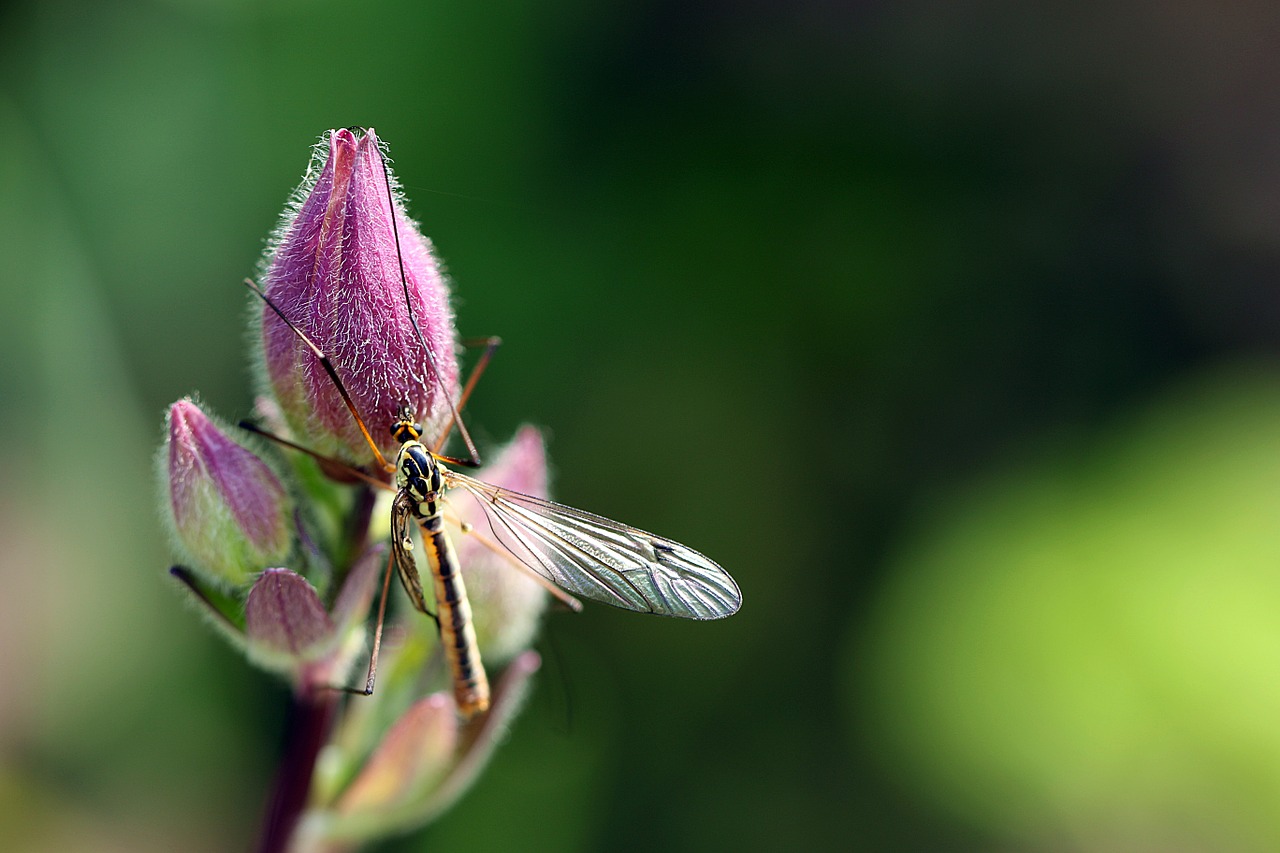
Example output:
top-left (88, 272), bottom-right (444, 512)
top-left (432, 336), bottom-right (502, 458)
top-left (244, 278), bottom-right (395, 474)
top-left (238, 421), bottom-right (395, 493)
top-left (334, 547), bottom-right (398, 696)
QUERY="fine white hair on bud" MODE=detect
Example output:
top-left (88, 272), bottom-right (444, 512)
top-left (256, 127), bottom-right (460, 465)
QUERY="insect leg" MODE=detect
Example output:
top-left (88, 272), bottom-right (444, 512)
top-left (244, 277), bottom-right (396, 474)
top-left (238, 421), bottom-right (394, 493)
top-left (332, 546), bottom-right (397, 696)
top-left (431, 335), bottom-right (503, 461)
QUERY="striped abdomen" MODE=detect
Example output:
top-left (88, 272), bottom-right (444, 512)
top-left (419, 512), bottom-right (490, 718)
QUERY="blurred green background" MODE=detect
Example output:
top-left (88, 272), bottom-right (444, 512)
top-left (5, 1), bottom-right (1280, 851)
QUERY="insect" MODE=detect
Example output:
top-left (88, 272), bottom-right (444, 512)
top-left (243, 138), bottom-right (741, 718)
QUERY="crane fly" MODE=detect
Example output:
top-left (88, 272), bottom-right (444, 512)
top-left (243, 134), bottom-right (741, 718)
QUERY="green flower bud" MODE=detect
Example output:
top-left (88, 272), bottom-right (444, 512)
top-left (162, 398), bottom-right (293, 586)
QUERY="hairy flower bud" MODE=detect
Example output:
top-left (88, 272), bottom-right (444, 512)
top-left (258, 127), bottom-right (460, 465)
top-left (245, 568), bottom-right (336, 669)
top-left (163, 398), bottom-right (292, 586)
top-left (455, 426), bottom-right (551, 663)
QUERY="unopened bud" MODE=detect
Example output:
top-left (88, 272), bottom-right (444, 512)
top-left (163, 398), bottom-right (292, 586)
top-left (244, 568), bottom-right (340, 676)
top-left (257, 127), bottom-right (460, 464)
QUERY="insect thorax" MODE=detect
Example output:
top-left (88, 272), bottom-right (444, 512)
top-left (396, 440), bottom-right (442, 513)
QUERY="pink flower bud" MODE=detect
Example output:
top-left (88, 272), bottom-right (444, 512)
top-left (454, 426), bottom-right (551, 663)
top-left (258, 128), bottom-right (460, 464)
top-left (164, 398), bottom-right (292, 586)
top-left (245, 568), bottom-right (336, 668)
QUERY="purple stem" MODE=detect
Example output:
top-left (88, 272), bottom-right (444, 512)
top-left (256, 688), bottom-right (339, 853)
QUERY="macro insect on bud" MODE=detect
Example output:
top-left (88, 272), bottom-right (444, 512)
top-left (157, 126), bottom-right (741, 853)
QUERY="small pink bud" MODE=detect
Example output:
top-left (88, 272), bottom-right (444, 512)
top-left (245, 569), bottom-right (336, 669)
top-left (454, 426), bottom-right (551, 663)
top-left (258, 128), bottom-right (460, 464)
top-left (164, 398), bottom-right (292, 586)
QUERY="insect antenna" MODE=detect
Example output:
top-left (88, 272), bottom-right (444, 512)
top-left (375, 138), bottom-right (484, 468)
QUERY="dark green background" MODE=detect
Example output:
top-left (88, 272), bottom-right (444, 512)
top-left (5, 2), bottom-right (1280, 851)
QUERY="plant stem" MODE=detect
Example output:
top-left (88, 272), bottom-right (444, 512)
top-left (256, 687), bottom-right (339, 853)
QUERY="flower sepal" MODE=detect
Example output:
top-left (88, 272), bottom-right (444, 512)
top-left (295, 651), bottom-right (542, 848)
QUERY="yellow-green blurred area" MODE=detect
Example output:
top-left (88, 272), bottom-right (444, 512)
top-left (5, 1), bottom-right (1280, 850)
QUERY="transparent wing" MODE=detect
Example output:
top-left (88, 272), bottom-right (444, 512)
top-left (443, 470), bottom-right (741, 620)
top-left (391, 492), bottom-right (433, 615)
